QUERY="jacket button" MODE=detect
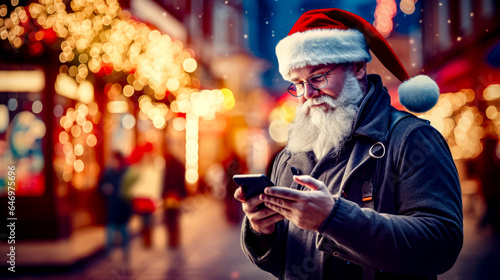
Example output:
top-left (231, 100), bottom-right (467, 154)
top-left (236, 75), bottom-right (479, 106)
top-left (333, 251), bottom-right (339, 257)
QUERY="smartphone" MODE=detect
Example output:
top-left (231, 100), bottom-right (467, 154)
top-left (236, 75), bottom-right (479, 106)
top-left (233, 174), bottom-right (275, 199)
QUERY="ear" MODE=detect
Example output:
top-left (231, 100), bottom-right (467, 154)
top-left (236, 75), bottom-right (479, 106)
top-left (352, 61), bottom-right (366, 80)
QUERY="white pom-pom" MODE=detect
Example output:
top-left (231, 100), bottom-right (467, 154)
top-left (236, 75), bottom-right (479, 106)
top-left (398, 75), bottom-right (440, 113)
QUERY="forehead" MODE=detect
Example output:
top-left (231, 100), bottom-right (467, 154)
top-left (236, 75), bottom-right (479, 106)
top-left (288, 64), bottom-right (337, 82)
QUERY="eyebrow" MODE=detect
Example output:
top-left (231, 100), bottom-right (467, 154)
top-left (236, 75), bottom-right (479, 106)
top-left (289, 66), bottom-right (332, 83)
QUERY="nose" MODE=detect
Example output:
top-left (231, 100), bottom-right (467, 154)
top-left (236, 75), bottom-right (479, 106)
top-left (303, 82), bottom-right (320, 100)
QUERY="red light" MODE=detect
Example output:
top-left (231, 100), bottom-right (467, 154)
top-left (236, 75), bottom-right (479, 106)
top-left (28, 41), bottom-right (44, 56)
top-left (43, 28), bottom-right (57, 45)
top-left (32, 42), bottom-right (43, 54)
top-left (97, 63), bottom-right (114, 76)
top-left (28, 31), bottom-right (36, 41)
top-left (175, 112), bottom-right (187, 119)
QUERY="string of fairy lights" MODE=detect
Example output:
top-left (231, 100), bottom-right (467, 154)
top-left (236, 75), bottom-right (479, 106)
top-left (1, 0), bottom-right (235, 187)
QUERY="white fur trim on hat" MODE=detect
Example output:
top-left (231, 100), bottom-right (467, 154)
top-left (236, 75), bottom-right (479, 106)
top-left (276, 28), bottom-right (372, 81)
top-left (398, 75), bottom-right (440, 113)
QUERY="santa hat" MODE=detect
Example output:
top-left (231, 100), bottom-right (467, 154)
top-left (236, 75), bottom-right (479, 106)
top-left (276, 8), bottom-right (439, 113)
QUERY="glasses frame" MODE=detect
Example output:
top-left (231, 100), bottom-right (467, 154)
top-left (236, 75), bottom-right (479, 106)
top-left (287, 65), bottom-right (340, 97)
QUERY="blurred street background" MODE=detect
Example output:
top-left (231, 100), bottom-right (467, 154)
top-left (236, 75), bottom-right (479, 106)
top-left (0, 0), bottom-right (499, 279)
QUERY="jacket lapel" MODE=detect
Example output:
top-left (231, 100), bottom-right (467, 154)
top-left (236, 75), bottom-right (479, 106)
top-left (338, 137), bottom-right (374, 196)
top-left (337, 75), bottom-right (392, 196)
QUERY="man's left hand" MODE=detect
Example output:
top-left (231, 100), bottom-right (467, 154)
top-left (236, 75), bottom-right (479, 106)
top-left (259, 175), bottom-right (334, 231)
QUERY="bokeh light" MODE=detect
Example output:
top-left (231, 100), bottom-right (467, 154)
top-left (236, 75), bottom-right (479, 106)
top-left (419, 89), bottom-right (486, 160)
top-left (373, 0), bottom-right (397, 38)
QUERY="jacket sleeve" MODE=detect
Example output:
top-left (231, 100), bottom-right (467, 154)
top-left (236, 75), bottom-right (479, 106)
top-left (241, 217), bottom-right (288, 277)
top-left (316, 121), bottom-right (463, 275)
top-left (240, 149), bottom-right (289, 278)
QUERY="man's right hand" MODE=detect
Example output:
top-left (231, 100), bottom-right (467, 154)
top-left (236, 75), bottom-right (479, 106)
top-left (234, 187), bottom-right (285, 235)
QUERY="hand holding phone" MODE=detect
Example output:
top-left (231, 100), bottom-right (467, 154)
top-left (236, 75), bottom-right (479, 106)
top-left (233, 174), bottom-right (274, 199)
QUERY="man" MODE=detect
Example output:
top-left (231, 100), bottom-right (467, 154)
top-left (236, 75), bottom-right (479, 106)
top-left (234, 8), bottom-right (463, 280)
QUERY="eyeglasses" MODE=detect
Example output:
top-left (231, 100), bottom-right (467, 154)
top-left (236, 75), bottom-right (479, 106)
top-left (287, 65), bottom-right (339, 97)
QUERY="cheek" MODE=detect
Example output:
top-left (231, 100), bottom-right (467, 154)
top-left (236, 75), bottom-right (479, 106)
top-left (324, 82), bottom-right (345, 98)
top-left (323, 76), bottom-right (345, 97)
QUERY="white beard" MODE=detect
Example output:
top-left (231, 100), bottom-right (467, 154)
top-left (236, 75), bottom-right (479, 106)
top-left (286, 71), bottom-right (365, 160)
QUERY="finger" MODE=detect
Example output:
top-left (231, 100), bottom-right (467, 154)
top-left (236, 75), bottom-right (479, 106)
top-left (254, 213), bottom-right (286, 230)
top-left (260, 193), bottom-right (295, 211)
top-left (234, 187), bottom-right (246, 202)
top-left (266, 213), bottom-right (286, 225)
top-left (252, 206), bottom-right (279, 220)
top-left (293, 175), bottom-right (326, 191)
top-left (244, 195), bottom-right (266, 213)
top-left (263, 186), bottom-right (303, 201)
top-left (264, 202), bottom-right (292, 218)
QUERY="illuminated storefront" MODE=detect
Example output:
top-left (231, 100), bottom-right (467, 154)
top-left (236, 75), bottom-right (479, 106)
top-left (0, 69), bottom-right (46, 197)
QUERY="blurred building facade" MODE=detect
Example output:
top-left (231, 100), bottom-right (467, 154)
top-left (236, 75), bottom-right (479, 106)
top-left (418, 0), bottom-right (500, 217)
top-left (0, 0), bottom-right (260, 242)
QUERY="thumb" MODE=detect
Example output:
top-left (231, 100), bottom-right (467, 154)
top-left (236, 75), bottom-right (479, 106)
top-left (293, 175), bottom-right (326, 191)
top-left (234, 187), bottom-right (246, 202)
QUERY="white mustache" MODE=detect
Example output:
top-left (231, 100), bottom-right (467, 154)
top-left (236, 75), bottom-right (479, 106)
top-left (306, 95), bottom-right (337, 107)
top-left (299, 95), bottom-right (339, 115)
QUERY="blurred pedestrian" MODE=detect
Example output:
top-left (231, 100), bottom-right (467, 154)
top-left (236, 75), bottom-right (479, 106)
top-left (126, 143), bottom-right (163, 248)
top-left (99, 151), bottom-right (132, 263)
top-left (162, 150), bottom-right (187, 248)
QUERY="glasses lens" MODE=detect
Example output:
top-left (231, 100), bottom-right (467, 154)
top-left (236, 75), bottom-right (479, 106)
top-left (288, 84), bottom-right (301, 97)
top-left (308, 75), bottom-right (327, 89)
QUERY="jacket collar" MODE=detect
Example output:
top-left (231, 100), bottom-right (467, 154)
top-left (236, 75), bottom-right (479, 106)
top-left (351, 74), bottom-right (391, 143)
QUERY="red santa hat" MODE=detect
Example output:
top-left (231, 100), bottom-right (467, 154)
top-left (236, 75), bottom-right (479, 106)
top-left (276, 8), bottom-right (439, 113)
